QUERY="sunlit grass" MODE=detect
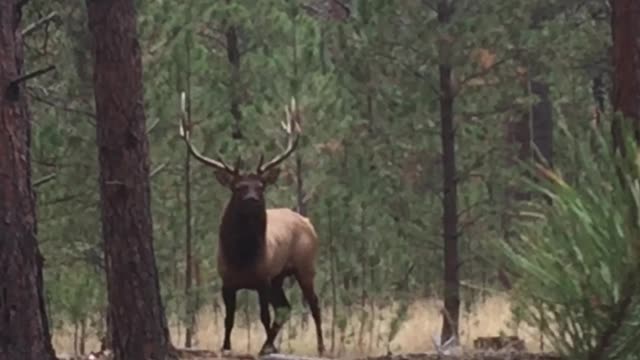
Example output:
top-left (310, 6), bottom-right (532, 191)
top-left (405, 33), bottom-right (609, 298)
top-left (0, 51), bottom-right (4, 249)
top-left (52, 294), bottom-right (545, 357)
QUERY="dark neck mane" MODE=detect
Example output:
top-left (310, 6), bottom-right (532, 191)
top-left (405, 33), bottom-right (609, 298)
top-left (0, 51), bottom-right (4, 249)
top-left (219, 200), bottom-right (267, 269)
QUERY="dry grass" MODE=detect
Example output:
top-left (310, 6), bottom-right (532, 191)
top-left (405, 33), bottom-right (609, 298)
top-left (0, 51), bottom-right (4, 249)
top-left (52, 294), bottom-right (546, 357)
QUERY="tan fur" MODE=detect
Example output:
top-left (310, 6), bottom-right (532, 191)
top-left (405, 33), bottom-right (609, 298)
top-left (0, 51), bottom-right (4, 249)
top-left (216, 208), bottom-right (318, 289)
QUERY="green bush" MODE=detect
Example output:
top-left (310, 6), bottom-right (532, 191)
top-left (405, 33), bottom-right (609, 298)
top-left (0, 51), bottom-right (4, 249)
top-left (503, 119), bottom-right (640, 359)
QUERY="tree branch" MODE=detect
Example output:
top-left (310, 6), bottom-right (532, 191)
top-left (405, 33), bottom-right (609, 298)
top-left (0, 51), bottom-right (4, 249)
top-left (150, 163), bottom-right (167, 178)
top-left (29, 93), bottom-right (96, 125)
top-left (22, 12), bottom-right (59, 37)
top-left (11, 65), bottom-right (55, 86)
top-left (146, 118), bottom-right (160, 134)
top-left (5, 65), bottom-right (55, 100)
top-left (33, 172), bottom-right (56, 187)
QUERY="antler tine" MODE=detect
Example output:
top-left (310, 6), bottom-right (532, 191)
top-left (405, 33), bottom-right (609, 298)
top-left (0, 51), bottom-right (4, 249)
top-left (178, 92), bottom-right (235, 173)
top-left (258, 97), bottom-right (302, 174)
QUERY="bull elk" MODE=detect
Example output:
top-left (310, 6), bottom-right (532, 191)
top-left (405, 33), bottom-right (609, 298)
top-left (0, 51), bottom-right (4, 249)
top-left (178, 95), bottom-right (325, 356)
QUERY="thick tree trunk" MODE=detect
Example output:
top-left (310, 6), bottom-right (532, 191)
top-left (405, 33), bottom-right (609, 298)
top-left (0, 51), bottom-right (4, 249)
top-left (609, 0), bottom-right (640, 278)
top-left (437, 0), bottom-right (460, 344)
top-left (85, 0), bottom-right (173, 359)
top-left (611, 0), bottom-right (640, 147)
top-left (0, 2), bottom-right (57, 360)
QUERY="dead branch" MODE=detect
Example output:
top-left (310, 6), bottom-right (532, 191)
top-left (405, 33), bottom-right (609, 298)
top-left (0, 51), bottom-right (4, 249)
top-left (10, 65), bottom-right (55, 86)
top-left (146, 118), bottom-right (160, 134)
top-left (150, 163), bottom-right (167, 178)
top-left (29, 93), bottom-right (97, 125)
top-left (22, 11), bottom-right (59, 37)
top-left (33, 172), bottom-right (56, 187)
top-left (5, 65), bottom-right (55, 100)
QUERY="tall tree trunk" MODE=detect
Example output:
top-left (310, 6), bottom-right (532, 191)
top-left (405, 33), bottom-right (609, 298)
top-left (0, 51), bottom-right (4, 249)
top-left (611, 0), bottom-right (640, 148)
top-left (85, 0), bottom-right (173, 359)
top-left (499, 6), bottom-right (555, 291)
top-left (0, 1), bottom-right (57, 359)
top-left (184, 141), bottom-right (195, 349)
top-left (225, 7), bottom-right (243, 140)
top-left (437, 0), bottom-right (460, 344)
top-left (183, 64), bottom-right (195, 348)
top-left (289, 2), bottom-right (307, 216)
top-left (527, 6), bottom-right (554, 169)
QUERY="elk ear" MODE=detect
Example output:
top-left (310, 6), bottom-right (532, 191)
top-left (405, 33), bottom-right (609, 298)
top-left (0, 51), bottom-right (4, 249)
top-left (214, 169), bottom-right (235, 188)
top-left (261, 167), bottom-right (281, 186)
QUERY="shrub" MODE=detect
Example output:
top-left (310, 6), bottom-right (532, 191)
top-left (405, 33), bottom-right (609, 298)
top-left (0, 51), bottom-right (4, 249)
top-left (503, 120), bottom-right (640, 359)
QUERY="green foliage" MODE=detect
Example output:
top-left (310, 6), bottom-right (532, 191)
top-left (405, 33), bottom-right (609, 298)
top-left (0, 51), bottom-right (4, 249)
top-left (504, 119), bottom-right (640, 359)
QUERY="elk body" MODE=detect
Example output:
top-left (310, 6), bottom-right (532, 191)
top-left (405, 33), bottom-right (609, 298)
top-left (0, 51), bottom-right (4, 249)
top-left (178, 97), bottom-right (325, 356)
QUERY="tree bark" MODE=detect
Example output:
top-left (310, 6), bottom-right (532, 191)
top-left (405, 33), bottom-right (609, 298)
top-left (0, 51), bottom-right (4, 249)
top-left (183, 72), bottom-right (195, 349)
top-left (437, 0), bottom-right (460, 344)
top-left (611, 0), bottom-right (640, 147)
top-left (85, 0), bottom-right (173, 359)
top-left (0, 2), bottom-right (57, 359)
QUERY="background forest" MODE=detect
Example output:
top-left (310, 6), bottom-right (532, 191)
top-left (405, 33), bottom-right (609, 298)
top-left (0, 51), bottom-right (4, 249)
top-left (12, 0), bottom-right (638, 358)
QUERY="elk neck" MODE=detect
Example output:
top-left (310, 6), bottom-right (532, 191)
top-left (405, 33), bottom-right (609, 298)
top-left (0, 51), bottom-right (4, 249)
top-left (219, 198), bottom-right (268, 268)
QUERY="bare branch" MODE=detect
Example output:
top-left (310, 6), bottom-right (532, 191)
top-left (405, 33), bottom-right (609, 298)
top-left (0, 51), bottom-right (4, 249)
top-left (457, 198), bottom-right (491, 220)
top-left (22, 12), bottom-right (59, 37)
top-left (33, 172), bottom-right (56, 187)
top-left (146, 118), bottom-right (160, 134)
top-left (150, 163), bottom-right (167, 178)
top-left (11, 65), bottom-right (55, 86)
top-left (5, 65), bottom-right (55, 100)
top-left (29, 93), bottom-right (96, 126)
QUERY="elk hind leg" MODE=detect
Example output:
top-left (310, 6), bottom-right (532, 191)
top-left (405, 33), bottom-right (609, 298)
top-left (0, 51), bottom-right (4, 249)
top-left (296, 271), bottom-right (325, 355)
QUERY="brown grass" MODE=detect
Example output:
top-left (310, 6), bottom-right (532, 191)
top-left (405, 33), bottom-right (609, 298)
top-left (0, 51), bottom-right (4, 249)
top-left (52, 295), bottom-right (546, 357)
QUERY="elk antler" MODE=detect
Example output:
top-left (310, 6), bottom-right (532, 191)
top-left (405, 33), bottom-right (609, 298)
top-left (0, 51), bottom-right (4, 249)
top-left (257, 97), bottom-right (302, 174)
top-left (178, 92), bottom-right (236, 174)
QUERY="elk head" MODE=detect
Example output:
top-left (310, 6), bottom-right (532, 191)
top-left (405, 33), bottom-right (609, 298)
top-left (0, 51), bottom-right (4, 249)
top-left (178, 94), bottom-right (302, 210)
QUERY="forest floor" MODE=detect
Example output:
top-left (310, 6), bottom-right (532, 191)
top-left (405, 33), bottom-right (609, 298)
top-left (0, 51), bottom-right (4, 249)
top-left (55, 295), bottom-right (560, 360)
top-left (168, 349), bottom-right (562, 360)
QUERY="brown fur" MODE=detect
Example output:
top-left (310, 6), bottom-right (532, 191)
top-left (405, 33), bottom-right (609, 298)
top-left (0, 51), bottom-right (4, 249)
top-left (217, 208), bottom-right (319, 289)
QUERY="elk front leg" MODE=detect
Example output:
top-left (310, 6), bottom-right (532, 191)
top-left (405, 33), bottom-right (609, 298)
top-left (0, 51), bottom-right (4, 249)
top-left (257, 286), bottom-right (271, 341)
top-left (221, 286), bottom-right (237, 354)
top-left (259, 281), bottom-right (290, 355)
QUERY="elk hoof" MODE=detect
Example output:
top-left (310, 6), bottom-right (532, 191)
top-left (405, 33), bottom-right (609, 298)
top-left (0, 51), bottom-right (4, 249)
top-left (259, 343), bottom-right (278, 356)
top-left (318, 345), bottom-right (326, 356)
top-left (221, 349), bottom-right (233, 357)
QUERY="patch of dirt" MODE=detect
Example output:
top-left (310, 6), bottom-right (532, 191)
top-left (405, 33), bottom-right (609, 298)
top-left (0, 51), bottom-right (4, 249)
top-left (174, 350), bottom-right (562, 360)
top-left (356, 351), bottom-right (561, 360)
top-left (58, 348), bottom-right (562, 360)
